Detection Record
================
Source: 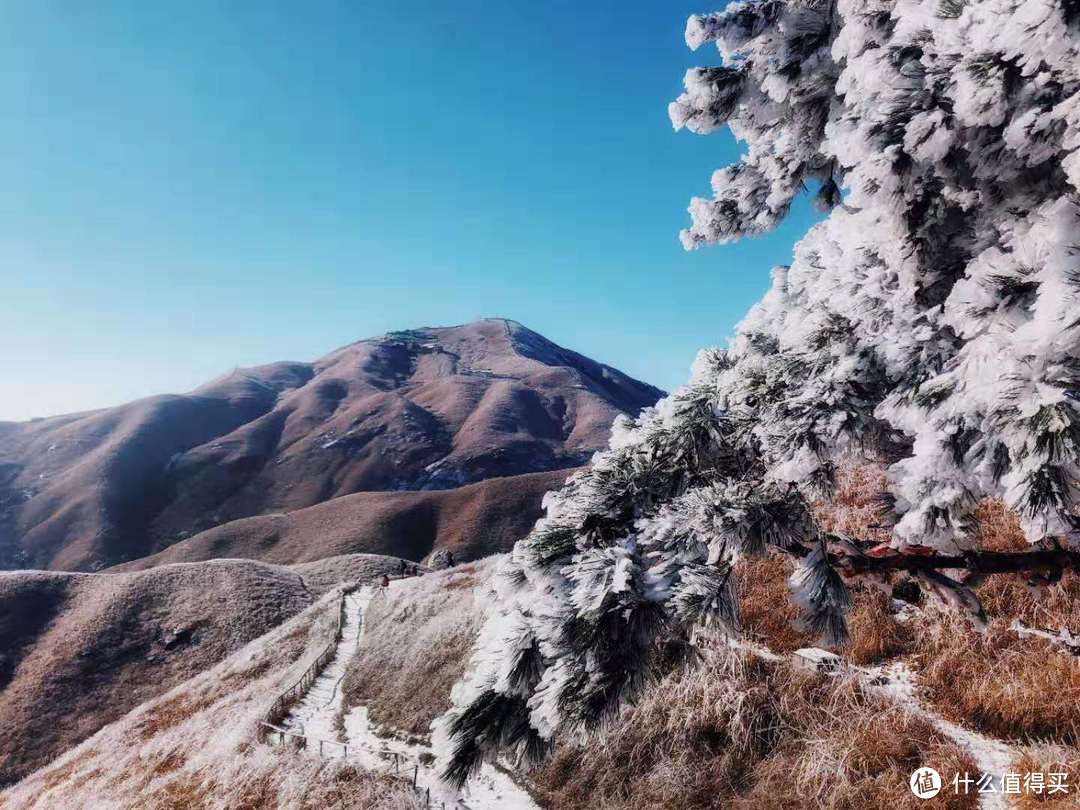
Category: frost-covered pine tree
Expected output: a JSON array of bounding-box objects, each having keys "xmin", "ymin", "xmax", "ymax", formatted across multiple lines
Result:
[{"xmin": 436, "ymin": 0, "xmax": 1080, "ymax": 784}]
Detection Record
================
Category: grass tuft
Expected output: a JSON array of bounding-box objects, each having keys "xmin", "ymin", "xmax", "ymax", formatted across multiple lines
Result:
[
  {"xmin": 338, "ymin": 562, "xmax": 492, "ymax": 737},
  {"xmin": 915, "ymin": 618, "xmax": 1080, "ymax": 745},
  {"xmin": 1007, "ymin": 744, "xmax": 1080, "ymax": 809},
  {"xmin": 532, "ymin": 642, "xmax": 978, "ymax": 810}
]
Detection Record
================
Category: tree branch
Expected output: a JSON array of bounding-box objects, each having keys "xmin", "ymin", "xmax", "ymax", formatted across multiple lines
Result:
[
  {"xmin": 782, "ymin": 537, "xmax": 1080, "ymax": 577},
  {"xmin": 836, "ymin": 546, "xmax": 1080, "ymax": 577}
]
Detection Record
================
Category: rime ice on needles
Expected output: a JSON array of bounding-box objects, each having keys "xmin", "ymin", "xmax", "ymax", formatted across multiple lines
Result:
[{"xmin": 436, "ymin": 0, "xmax": 1080, "ymax": 784}]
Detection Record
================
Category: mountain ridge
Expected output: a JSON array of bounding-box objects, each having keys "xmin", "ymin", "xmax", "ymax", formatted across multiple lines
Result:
[{"xmin": 0, "ymin": 319, "xmax": 662, "ymax": 571}]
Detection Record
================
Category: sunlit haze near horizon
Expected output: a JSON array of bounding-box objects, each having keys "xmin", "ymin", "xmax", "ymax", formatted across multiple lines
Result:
[{"xmin": 1, "ymin": 1, "xmax": 821, "ymax": 422}]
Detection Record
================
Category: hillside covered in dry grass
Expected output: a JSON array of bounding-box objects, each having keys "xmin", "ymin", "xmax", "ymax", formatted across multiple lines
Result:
[
  {"xmin": 111, "ymin": 469, "xmax": 571, "ymax": 572},
  {"xmin": 0, "ymin": 553, "xmax": 404, "ymax": 787},
  {"xmin": 0, "ymin": 586, "xmax": 421, "ymax": 810},
  {"xmin": 337, "ymin": 559, "xmax": 495, "ymax": 739}
]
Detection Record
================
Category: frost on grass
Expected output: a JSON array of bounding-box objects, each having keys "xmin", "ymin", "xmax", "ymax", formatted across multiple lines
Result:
[
  {"xmin": 437, "ymin": 0, "xmax": 1080, "ymax": 780},
  {"xmin": 0, "ymin": 560, "xmax": 319, "ymax": 787},
  {"xmin": 532, "ymin": 642, "xmax": 978, "ymax": 810},
  {"xmin": 1, "ymin": 587, "xmax": 419, "ymax": 810},
  {"xmin": 1009, "ymin": 744, "xmax": 1080, "ymax": 810},
  {"xmin": 338, "ymin": 560, "xmax": 495, "ymax": 738}
]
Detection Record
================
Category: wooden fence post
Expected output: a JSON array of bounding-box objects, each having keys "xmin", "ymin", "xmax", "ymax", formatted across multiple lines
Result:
[{"xmin": 257, "ymin": 589, "xmax": 363, "ymax": 756}]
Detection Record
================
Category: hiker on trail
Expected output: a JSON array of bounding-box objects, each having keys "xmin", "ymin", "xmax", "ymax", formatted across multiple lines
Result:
[
  {"xmin": 446, "ymin": 550, "xmax": 455, "ymax": 568},
  {"xmin": 399, "ymin": 559, "xmax": 407, "ymax": 577},
  {"xmin": 380, "ymin": 573, "xmax": 390, "ymax": 589}
]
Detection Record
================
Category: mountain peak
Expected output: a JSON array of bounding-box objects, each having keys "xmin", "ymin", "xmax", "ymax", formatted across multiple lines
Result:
[{"xmin": 0, "ymin": 322, "xmax": 663, "ymax": 572}]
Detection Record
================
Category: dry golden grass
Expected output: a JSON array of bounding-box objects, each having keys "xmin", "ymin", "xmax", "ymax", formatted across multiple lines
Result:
[
  {"xmin": 976, "ymin": 572, "xmax": 1080, "ymax": 634},
  {"xmin": 811, "ymin": 461, "xmax": 892, "ymax": 545},
  {"xmin": 440, "ymin": 562, "xmax": 481, "ymax": 590},
  {"xmin": 139, "ymin": 770, "xmax": 213, "ymax": 810},
  {"xmin": 0, "ymin": 560, "xmax": 316, "ymax": 787},
  {"xmin": 968, "ymin": 500, "xmax": 1080, "ymax": 632},
  {"xmin": 736, "ymin": 554, "xmax": 813, "ymax": 654},
  {"xmin": 976, "ymin": 565, "xmax": 1080, "ymax": 647},
  {"xmin": 815, "ymin": 471, "xmax": 1080, "ymax": 632},
  {"xmin": 131, "ymin": 754, "xmax": 422, "ymax": 810},
  {"xmin": 846, "ymin": 588, "xmax": 917, "ymax": 665},
  {"xmin": 146, "ymin": 748, "xmax": 186, "ymax": 780},
  {"xmin": 295, "ymin": 763, "xmax": 417, "ymax": 810},
  {"xmin": 131, "ymin": 692, "xmax": 218, "ymax": 742},
  {"xmin": 1, "ymin": 588, "xmax": 422, "ymax": 810},
  {"xmin": 893, "ymin": 500, "xmax": 1080, "ymax": 745},
  {"xmin": 532, "ymin": 642, "xmax": 978, "ymax": 810},
  {"xmin": 736, "ymin": 552, "xmax": 914, "ymax": 664},
  {"xmin": 915, "ymin": 619, "xmax": 1080, "ymax": 745},
  {"xmin": 36, "ymin": 748, "xmax": 97, "ymax": 793},
  {"xmin": 808, "ymin": 461, "xmax": 916, "ymax": 660},
  {"xmin": 742, "ymin": 462, "xmax": 1080, "ymax": 751},
  {"xmin": 737, "ymin": 459, "xmax": 907, "ymax": 663},
  {"xmin": 1007, "ymin": 744, "xmax": 1080, "ymax": 809},
  {"xmin": 338, "ymin": 564, "xmax": 489, "ymax": 737},
  {"xmin": 223, "ymin": 770, "xmax": 279, "ymax": 810},
  {"xmin": 972, "ymin": 498, "xmax": 1030, "ymax": 553}
]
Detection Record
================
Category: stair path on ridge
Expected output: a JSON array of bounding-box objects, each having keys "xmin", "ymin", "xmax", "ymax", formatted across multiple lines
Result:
[{"xmin": 276, "ymin": 581, "xmax": 538, "ymax": 810}]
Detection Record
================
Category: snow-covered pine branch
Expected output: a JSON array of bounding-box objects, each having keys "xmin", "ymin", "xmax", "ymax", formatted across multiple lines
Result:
[{"xmin": 436, "ymin": 0, "xmax": 1080, "ymax": 784}]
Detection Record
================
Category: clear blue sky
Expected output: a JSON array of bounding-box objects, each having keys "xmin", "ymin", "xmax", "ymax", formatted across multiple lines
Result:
[{"xmin": 0, "ymin": 0, "xmax": 819, "ymax": 422}]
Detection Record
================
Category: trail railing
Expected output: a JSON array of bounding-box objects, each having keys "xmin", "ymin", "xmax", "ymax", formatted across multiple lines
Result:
[
  {"xmin": 256, "ymin": 573, "xmax": 461, "ymax": 808},
  {"xmin": 259, "ymin": 719, "xmax": 460, "ymax": 810},
  {"xmin": 256, "ymin": 585, "xmax": 352, "ymax": 743}
]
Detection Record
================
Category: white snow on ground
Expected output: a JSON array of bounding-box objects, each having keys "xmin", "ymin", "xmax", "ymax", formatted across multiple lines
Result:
[
  {"xmin": 344, "ymin": 704, "xmax": 537, "ymax": 810},
  {"xmin": 281, "ymin": 588, "xmax": 370, "ymax": 743},
  {"xmin": 870, "ymin": 661, "xmax": 1015, "ymax": 810},
  {"xmin": 276, "ymin": 581, "xmax": 539, "ymax": 810}
]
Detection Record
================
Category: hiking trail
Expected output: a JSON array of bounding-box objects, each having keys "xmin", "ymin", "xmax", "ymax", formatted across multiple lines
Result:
[{"xmin": 272, "ymin": 581, "xmax": 538, "ymax": 810}]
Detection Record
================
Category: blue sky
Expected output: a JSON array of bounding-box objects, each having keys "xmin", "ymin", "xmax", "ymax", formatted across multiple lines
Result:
[{"xmin": 0, "ymin": 1, "xmax": 820, "ymax": 422}]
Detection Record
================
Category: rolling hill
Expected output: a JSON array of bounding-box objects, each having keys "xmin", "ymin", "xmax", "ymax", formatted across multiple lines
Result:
[
  {"xmin": 0, "ymin": 553, "xmax": 406, "ymax": 786},
  {"xmin": 112, "ymin": 468, "xmax": 573, "ymax": 571}
]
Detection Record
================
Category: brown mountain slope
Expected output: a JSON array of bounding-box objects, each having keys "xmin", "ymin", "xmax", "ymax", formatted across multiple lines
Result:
[
  {"xmin": 0, "ymin": 588, "xmax": 420, "ymax": 810},
  {"xmin": 0, "ymin": 319, "xmax": 662, "ymax": 571},
  {"xmin": 0, "ymin": 553, "xmax": 404, "ymax": 787},
  {"xmin": 113, "ymin": 468, "xmax": 573, "ymax": 571}
]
